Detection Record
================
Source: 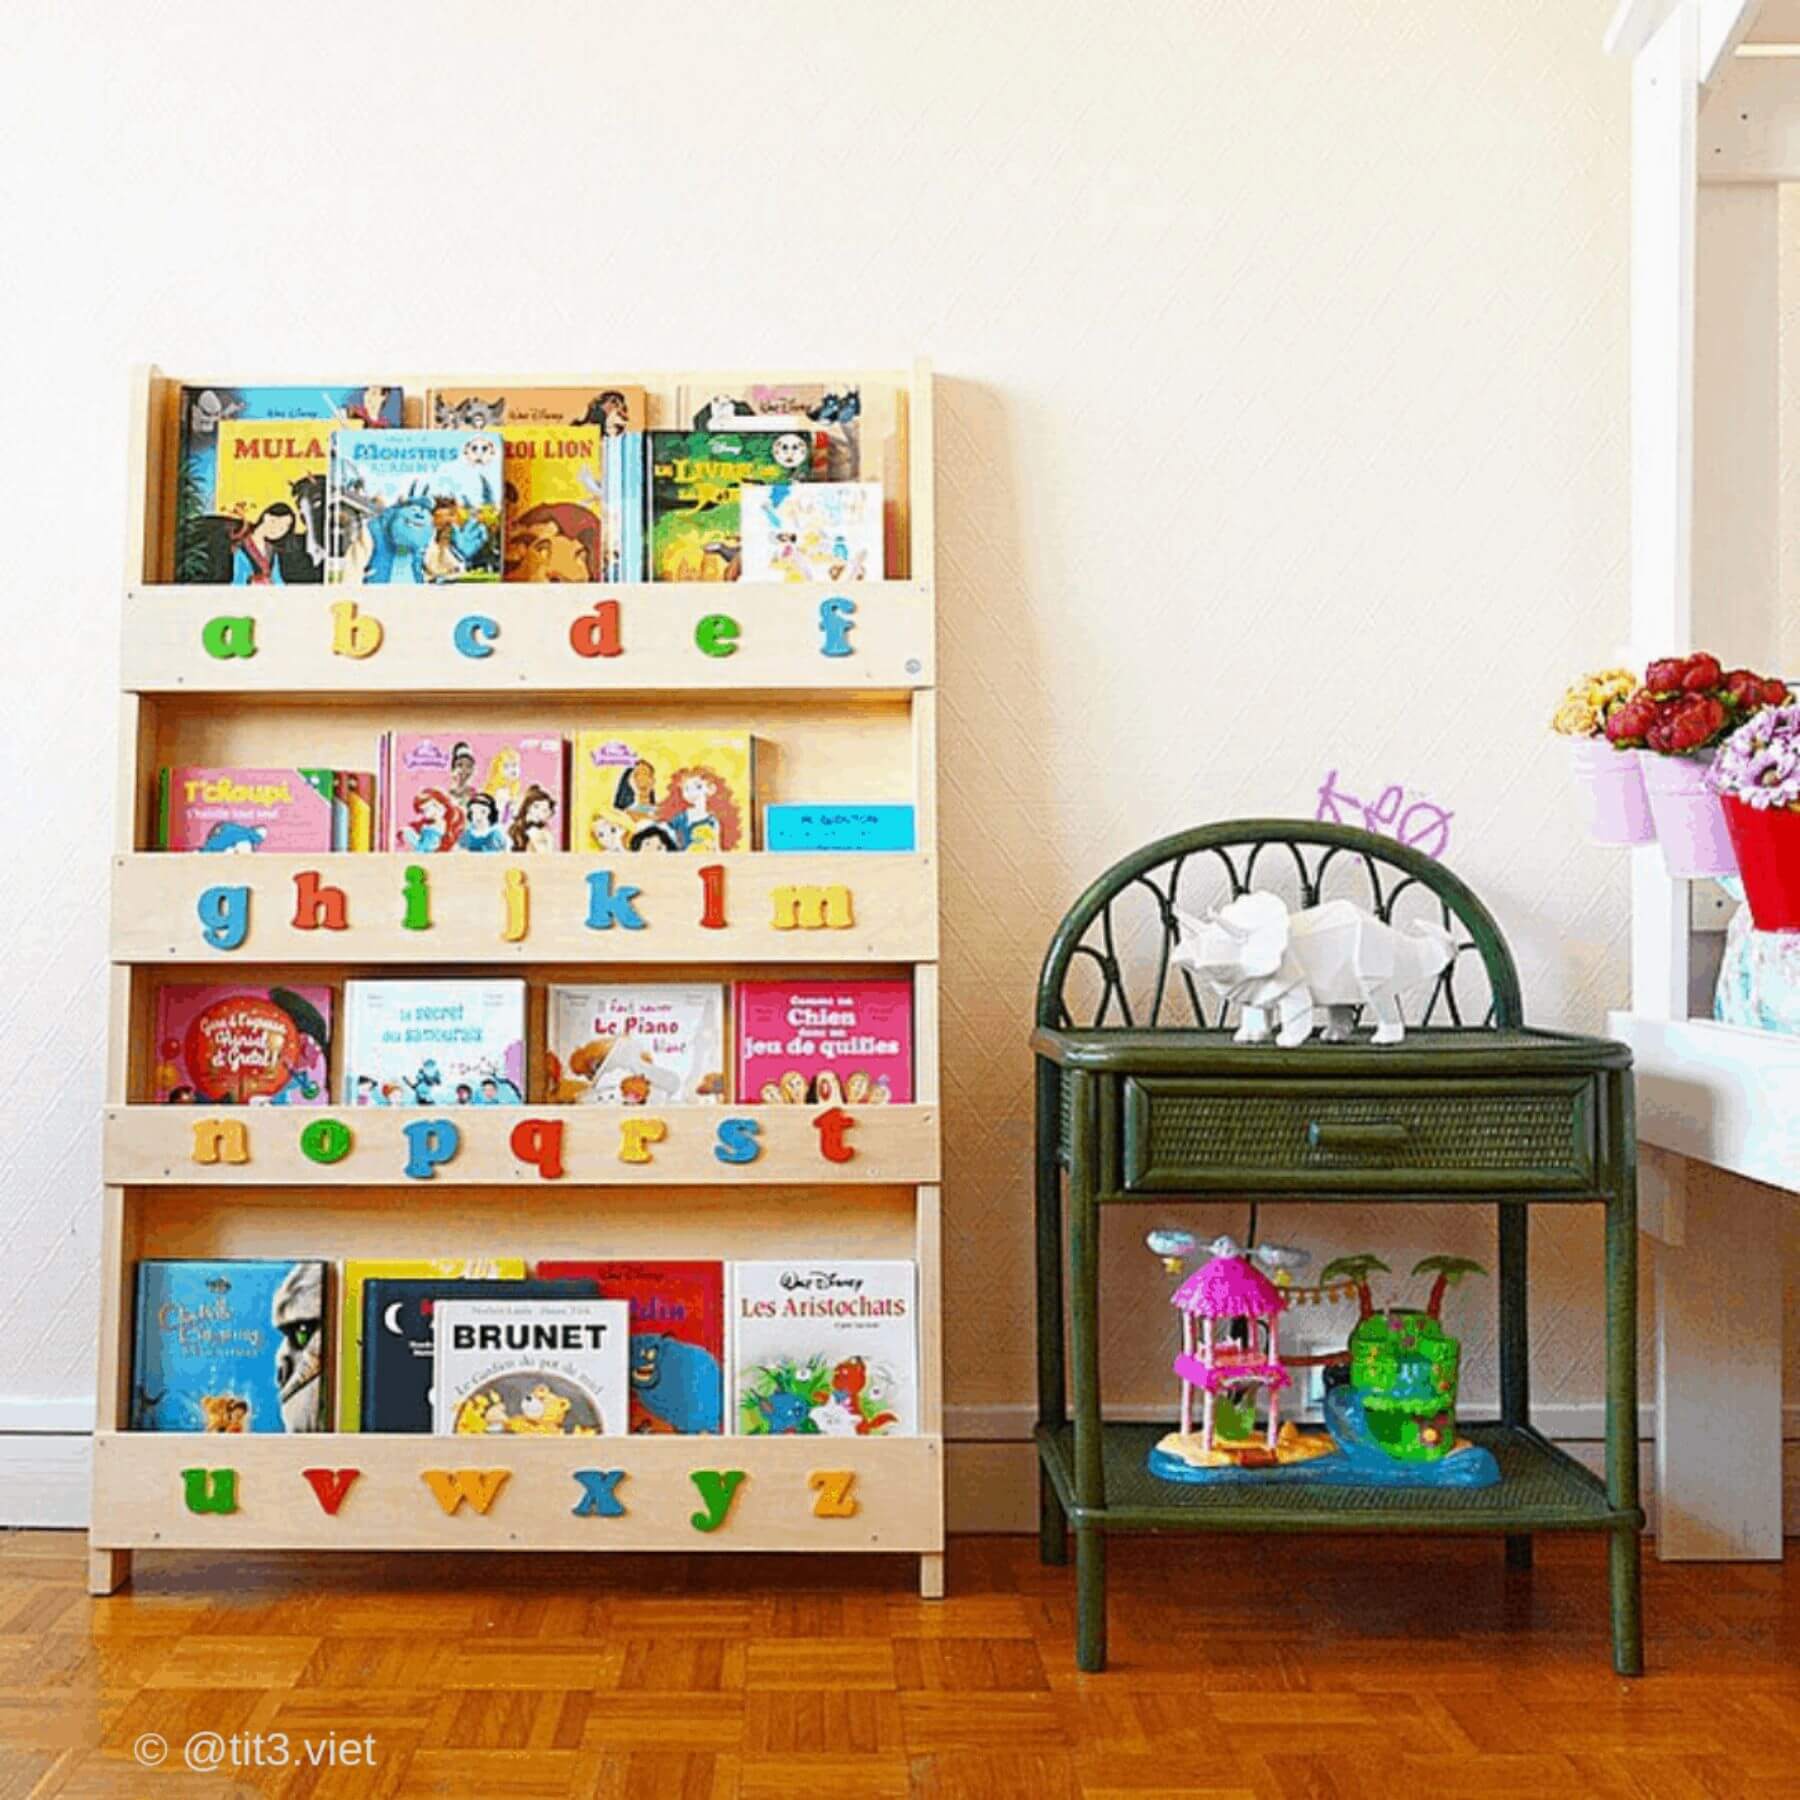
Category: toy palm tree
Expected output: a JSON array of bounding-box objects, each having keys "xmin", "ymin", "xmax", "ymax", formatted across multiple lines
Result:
[
  {"xmin": 1318, "ymin": 1253, "xmax": 1391, "ymax": 1321},
  {"xmin": 1411, "ymin": 1255, "xmax": 1487, "ymax": 1320}
]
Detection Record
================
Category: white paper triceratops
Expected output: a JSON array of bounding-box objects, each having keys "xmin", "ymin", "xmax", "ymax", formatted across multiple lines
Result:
[{"xmin": 1173, "ymin": 893, "xmax": 1458, "ymax": 1047}]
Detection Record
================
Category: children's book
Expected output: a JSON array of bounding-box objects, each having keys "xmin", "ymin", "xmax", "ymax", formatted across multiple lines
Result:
[
  {"xmin": 132, "ymin": 1259, "xmax": 330, "ymax": 1432},
  {"xmin": 734, "ymin": 978, "xmax": 913, "ymax": 1105},
  {"xmin": 381, "ymin": 731, "xmax": 565, "ymax": 853},
  {"xmin": 360, "ymin": 1275, "xmax": 596, "ymax": 1432},
  {"xmin": 764, "ymin": 803, "xmax": 916, "ymax": 853},
  {"xmin": 537, "ymin": 1261, "xmax": 725, "ymax": 1434},
  {"xmin": 601, "ymin": 432, "xmax": 647, "ymax": 581},
  {"xmin": 501, "ymin": 425, "xmax": 604, "ymax": 583},
  {"xmin": 570, "ymin": 729, "xmax": 754, "ymax": 854},
  {"xmin": 427, "ymin": 384, "xmax": 648, "ymax": 435},
  {"xmin": 209, "ymin": 418, "xmax": 360, "ymax": 585},
  {"xmin": 731, "ymin": 1260, "xmax": 916, "ymax": 1437},
  {"xmin": 648, "ymin": 430, "xmax": 816, "ymax": 582},
  {"xmin": 336, "ymin": 771, "xmax": 377, "ymax": 853},
  {"xmin": 157, "ymin": 766, "xmax": 337, "ymax": 854},
  {"xmin": 740, "ymin": 482, "xmax": 884, "ymax": 583},
  {"xmin": 152, "ymin": 984, "xmax": 332, "ymax": 1105},
  {"xmin": 545, "ymin": 984, "xmax": 727, "ymax": 1105},
  {"xmin": 432, "ymin": 1299, "xmax": 631, "ymax": 1436},
  {"xmin": 340, "ymin": 979, "xmax": 526, "ymax": 1107},
  {"xmin": 327, "ymin": 430, "xmax": 503, "ymax": 584},
  {"xmin": 172, "ymin": 383, "xmax": 402, "ymax": 582},
  {"xmin": 676, "ymin": 382, "xmax": 860, "ymax": 480},
  {"xmin": 338, "ymin": 1258, "xmax": 526, "ymax": 1431}
]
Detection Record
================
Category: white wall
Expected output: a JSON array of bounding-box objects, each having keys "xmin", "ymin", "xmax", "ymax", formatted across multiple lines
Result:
[{"xmin": 3, "ymin": 0, "xmax": 1793, "ymax": 1525}]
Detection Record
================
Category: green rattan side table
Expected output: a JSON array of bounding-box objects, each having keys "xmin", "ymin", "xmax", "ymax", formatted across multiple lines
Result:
[{"xmin": 1032, "ymin": 820, "xmax": 1643, "ymax": 1674}]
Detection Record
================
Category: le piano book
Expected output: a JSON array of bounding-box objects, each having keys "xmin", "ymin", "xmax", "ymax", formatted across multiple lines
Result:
[
  {"xmin": 545, "ymin": 983, "xmax": 727, "ymax": 1106},
  {"xmin": 432, "ymin": 1298, "xmax": 632, "ymax": 1437},
  {"xmin": 341, "ymin": 979, "xmax": 525, "ymax": 1107}
]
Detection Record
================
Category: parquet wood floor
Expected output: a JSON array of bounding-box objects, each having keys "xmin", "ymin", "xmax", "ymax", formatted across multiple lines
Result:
[{"xmin": 0, "ymin": 1530, "xmax": 1794, "ymax": 1797}]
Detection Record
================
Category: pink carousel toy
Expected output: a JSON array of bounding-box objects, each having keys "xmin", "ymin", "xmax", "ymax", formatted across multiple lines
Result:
[{"xmin": 1173, "ymin": 1249, "xmax": 1291, "ymax": 1456}]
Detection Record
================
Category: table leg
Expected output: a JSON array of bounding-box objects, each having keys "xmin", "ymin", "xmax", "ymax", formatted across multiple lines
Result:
[
  {"xmin": 1066, "ymin": 1072, "xmax": 1107, "ymax": 1669},
  {"xmin": 1498, "ymin": 1203, "xmax": 1532, "ymax": 1573},
  {"xmin": 1607, "ymin": 1098, "xmax": 1645, "ymax": 1676},
  {"xmin": 1076, "ymin": 1527, "xmax": 1107, "ymax": 1673},
  {"xmin": 1035, "ymin": 1057, "xmax": 1069, "ymax": 1567}
]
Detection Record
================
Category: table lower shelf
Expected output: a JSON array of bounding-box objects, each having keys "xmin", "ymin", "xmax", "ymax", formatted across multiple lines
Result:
[{"xmin": 1037, "ymin": 1421, "xmax": 1638, "ymax": 1533}]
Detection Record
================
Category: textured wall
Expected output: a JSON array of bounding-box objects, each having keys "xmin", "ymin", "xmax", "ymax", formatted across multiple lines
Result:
[{"xmin": 3, "ymin": 0, "xmax": 1792, "ymax": 1459}]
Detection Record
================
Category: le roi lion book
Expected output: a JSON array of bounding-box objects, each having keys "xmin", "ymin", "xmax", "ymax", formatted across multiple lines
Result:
[
  {"xmin": 327, "ymin": 429, "xmax": 504, "ymax": 584},
  {"xmin": 132, "ymin": 1259, "xmax": 330, "ymax": 1433},
  {"xmin": 648, "ymin": 429, "xmax": 816, "ymax": 581},
  {"xmin": 731, "ymin": 1260, "xmax": 917, "ymax": 1438},
  {"xmin": 171, "ymin": 383, "xmax": 403, "ymax": 583},
  {"xmin": 570, "ymin": 729, "xmax": 754, "ymax": 854},
  {"xmin": 734, "ymin": 978, "xmax": 913, "ymax": 1105},
  {"xmin": 432, "ymin": 1298, "xmax": 631, "ymax": 1437},
  {"xmin": 501, "ymin": 426, "xmax": 603, "ymax": 582},
  {"xmin": 152, "ymin": 983, "xmax": 332, "ymax": 1106},
  {"xmin": 340, "ymin": 978, "xmax": 526, "ymax": 1107},
  {"xmin": 545, "ymin": 983, "xmax": 727, "ymax": 1105}
]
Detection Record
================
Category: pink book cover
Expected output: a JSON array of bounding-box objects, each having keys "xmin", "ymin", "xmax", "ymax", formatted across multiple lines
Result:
[
  {"xmin": 384, "ymin": 731, "xmax": 566, "ymax": 853},
  {"xmin": 733, "ymin": 979, "xmax": 913, "ymax": 1105},
  {"xmin": 153, "ymin": 983, "xmax": 333, "ymax": 1105},
  {"xmin": 158, "ymin": 767, "xmax": 335, "ymax": 853}
]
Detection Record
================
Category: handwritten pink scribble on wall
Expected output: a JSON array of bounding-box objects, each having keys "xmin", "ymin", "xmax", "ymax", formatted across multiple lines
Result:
[{"xmin": 1316, "ymin": 770, "xmax": 1452, "ymax": 860}]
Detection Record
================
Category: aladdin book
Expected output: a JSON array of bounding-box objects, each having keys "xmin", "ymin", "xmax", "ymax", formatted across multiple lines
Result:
[
  {"xmin": 545, "ymin": 984, "xmax": 727, "ymax": 1105},
  {"xmin": 340, "ymin": 979, "xmax": 526, "ymax": 1107},
  {"xmin": 537, "ymin": 1261, "xmax": 725, "ymax": 1434},
  {"xmin": 327, "ymin": 429, "xmax": 504, "ymax": 584},
  {"xmin": 648, "ymin": 429, "xmax": 816, "ymax": 581},
  {"xmin": 152, "ymin": 983, "xmax": 332, "ymax": 1105},
  {"xmin": 731, "ymin": 1260, "xmax": 916, "ymax": 1437},
  {"xmin": 427, "ymin": 384, "xmax": 647, "ymax": 434},
  {"xmin": 734, "ymin": 978, "xmax": 913, "ymax": 1105},
  {"xmin": 502, "ymin": 425, "xmax": 604, "ymax": 582},
  {"xmin": 570, "ymin": 728, "xmax": 754, "ymax": 854},
  {"xmin": 132, "ymin": 1259, "xmax": 330, "ymax": 1433},
  {"xmin": 381, "ymin": 731, "xmax": 565, "ymax": 853},
  {"xmin": 432, "ymin": 1299, "xmax": 631, "ymax": 1436},
  {"xmin": 740, "ymin": 481, "xmax": 884, "ymax": 582}
]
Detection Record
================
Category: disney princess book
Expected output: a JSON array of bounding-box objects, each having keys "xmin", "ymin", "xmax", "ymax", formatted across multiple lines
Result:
[
  {"xmin": 545, "ymin": 984, "xmax": 726, "ymax": 1105},
  {"xmin": 152, "ymin": 983, "xmax": 332, "ymax": 1105},
  {"xmin": 731, "ymin": 1260, "xmax": 917, "ymax": 1437},
  {"xmin": 734, "ymin": 978, "xmax": 913, "ymax": 1105},
  {"xmin": 339, "ymin": 979, "xmax": 525, "ymax": 1107},
  {"xmin": 570, "ymin": 729, "xmax": 755, "ymax": 854},
  {"xmin": 380, "ymin": 731, "xmax": 566, "ymax": 853},
  {"xmin": 431, "ymin": 1299, "xmax": 631, "ymax": 1437}
]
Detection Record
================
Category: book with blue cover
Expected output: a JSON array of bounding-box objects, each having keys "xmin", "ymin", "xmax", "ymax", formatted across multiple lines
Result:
[
  {"xmin": 131, "ymin": 1259, "xmax": 330, "ymax": 1433},
  {"xmin": 360, "ymin": 1276, "xmax": 599, "ymax": 1432},
  {"xmin": 764, "ymin": 804, "xmax": 916, "ymax": 853},
  {"xmin": 327, "ymin": 429, "xmax": 504, "ymax": 584}
]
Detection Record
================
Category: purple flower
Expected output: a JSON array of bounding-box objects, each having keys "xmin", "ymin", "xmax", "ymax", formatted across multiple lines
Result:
[{"xmin": 1713, "ymin": 703, "xmax": 1800, "ymax": 808}]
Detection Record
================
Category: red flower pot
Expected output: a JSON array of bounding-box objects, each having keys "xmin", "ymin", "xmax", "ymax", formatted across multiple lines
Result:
[{"xmin": 1722, "ymin": 797, "xmax": 1800, "ymax": 930}]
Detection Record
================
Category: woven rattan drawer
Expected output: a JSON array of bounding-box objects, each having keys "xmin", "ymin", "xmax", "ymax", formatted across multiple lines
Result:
[{"xmin": 1119, "ymin": 1076, "xmax": 1598, "ymax": 1194}]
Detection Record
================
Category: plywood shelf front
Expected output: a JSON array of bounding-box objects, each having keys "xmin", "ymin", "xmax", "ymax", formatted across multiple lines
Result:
[
  {"xmin": 110, "ymin": 851, "xmax": 938, "ymax": 963},
  {"xmin": 105, "ymin": 1102, "xmax": 940, "ymax": 1186},
  {"xmin": 89, "ymin": 1431, "xmax": 944, "ymax": 1553},
  {"xmin": 121, "ymin": 583, "xmax": 934, "ymax": 695}
]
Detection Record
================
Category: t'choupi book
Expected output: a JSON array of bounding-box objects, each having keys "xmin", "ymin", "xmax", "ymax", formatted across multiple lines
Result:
[
  {"xmin": 153, "ymin": 983, "xmax": 332, "ymax": 1105},
  {"xmin": 381, "ymin": 731, "xmax": 566, "ymax": 854},
  {"xmin": 432, "ymin": 1299, "xmax": 631, "ymax": 1436},
  {"xmin": 336, "ymin": 1257, "xmax": 526, "ymax": 1431},
  {"xmin": 157, "ymin": 766, "xmax": 337, "ymax": 853},
  {"xmin": 545, "ymin": 984, "xmax": 727, "ymax": 1104},
  {"xmin": 327, "ymin": 430, "xmax": 504, "ymax": 584},
  {"xmin": 538, "ymin": 1261, "xmax": 725, "ymax": 1434},
  {"xmin": 172, "ymin": 383, "xmax": 402, "ymax": 582},
  {"xmin": 502, "ymin": 426, "xmax": 603, "ymax": 582},
  {"xmin": 732, "ymin": 1260, "xmax": 917, "ymax": 1437},
  {"xmin": 734, "ymin": 978, "xmax": 913, "ymax": 1105},
  {"xmin": 571, "ymin": 729, "xmax": 754, "ymax": 854},
  {"xmin": 132, "ymin": 1259, "xmax": 330, "ymax": 1433},
  {"xmin": 648, "ymin": 429, "xmax": 815, "ymax": 581},
  {"xmin": 340, "ymin": 979, "xmax": 526, "ymax": 1107}
]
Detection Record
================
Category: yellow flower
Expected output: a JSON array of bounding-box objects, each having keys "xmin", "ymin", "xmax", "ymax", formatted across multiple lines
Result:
[{"xmin": 1551, "ymin": 668, "xmax": 1638, "ymax": 737}]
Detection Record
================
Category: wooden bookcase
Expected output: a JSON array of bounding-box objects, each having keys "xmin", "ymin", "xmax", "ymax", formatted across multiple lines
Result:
[{"xmin": 88, "ymin": 364, "xmax": 944, "ymax": 1594}]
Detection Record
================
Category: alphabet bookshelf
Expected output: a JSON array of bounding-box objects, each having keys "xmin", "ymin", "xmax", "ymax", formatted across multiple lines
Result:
[{"xmin": 88, "ymin": 364, "xmax": 943, "ymax": 1594}]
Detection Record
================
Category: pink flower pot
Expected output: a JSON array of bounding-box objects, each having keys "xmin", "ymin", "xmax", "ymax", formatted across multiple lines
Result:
[
  {"xmin": 1639, "ymin": 749, "xmax": 1738, "ymax": 878},
  {"xmin": 1569, "ymin": 738, "xmax": 1654, "ymax": 845}
]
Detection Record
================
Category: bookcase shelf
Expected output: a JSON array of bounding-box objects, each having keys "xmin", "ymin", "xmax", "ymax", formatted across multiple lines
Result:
[{"xmin": 90, "ymin": 360, "xmax": 944, "ymax": 1600}]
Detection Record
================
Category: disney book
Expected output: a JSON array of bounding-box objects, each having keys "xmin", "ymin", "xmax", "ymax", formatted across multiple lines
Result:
[
  {"xmin": 545, "ymin": 983, "xmax": 727, "ymax": 1105},
  {"xmin": 570, "ymin": 729, "xmax": 754, "ymax": 854},
  {"xmin": 380, "ymin": 731, "xmax": 566, "ymax": 853},
  {"xmin": 338, "ymin": 1258, "xmax": 526, "ymax": 1431},
  {"xmin": 171, "ymin": 383, "xmax": 402, "ymax": 583},
  {"xmin": 501, "ymin": 426, "xmax": 603, "ymax": 583},
  {"xmin": 156, "ymin": 766, "xmax": 338, "ymax": 853},
  {"xmin": 734, "ymin": 978, "xmax": 913, "ymax": 1105},
  {"xmin": 648, "ymin": 430, "xmax": 816, "ymax": 581},
  {"xmin": 340, "ymin": 979, "xmax": 526, "ymax": 1107},
  {"xmin": 132, "ymin": 1259, "xmax": 330, "ymax": 1433},
  {"xmin": 676, "ymin": 381, "xmax": 860, "ymax": 480},
  {"xmin": 153, "ymin": 983, "xmax": 332, "ymax": 1105},
  {"xmin": 327, "ymin": 429, "xmax": 504, "ymax": 584},
  {"xmin": 740, "ymin": 482, "xmax": 884, "ymax": 583},
  {"xmin": 427, "ymin": 384, "xmax": 647, "ymax": 434},
  {"xmin": 359, "ymin": 1275, "xmax": 597, "ymax": 1433},
  {"xmin": 432, "ymin": 1298, "xmax": 631, "ymax": 1436},
  {"xmin": 537, "ymin": 1261, "xmax": 725, "ymax": 1434},
  {"xmin": 731, "ymin": 1260, "xmax": 916, "ymax": 1437}
]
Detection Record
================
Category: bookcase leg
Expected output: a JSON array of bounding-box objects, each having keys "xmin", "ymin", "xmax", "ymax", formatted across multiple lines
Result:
[
  {"xmin": 1075, "ymin": 1529, "xmax": 1106, "ymax": 1673},
  {"xmin": 1039, "ymin": 1469, "xmax": 1069, "ymax": 1566},
  {"xmin": 1505, "ymin": 1534, "xmax": 1533, "ymax": 1571},
  {"xmin": 918, "ymin": 1551, "xmax": 945, "ymax": 1600},
  {"xmin": 87, "ymin": 1547, "xmax": 130, "ymax": 1596}
]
